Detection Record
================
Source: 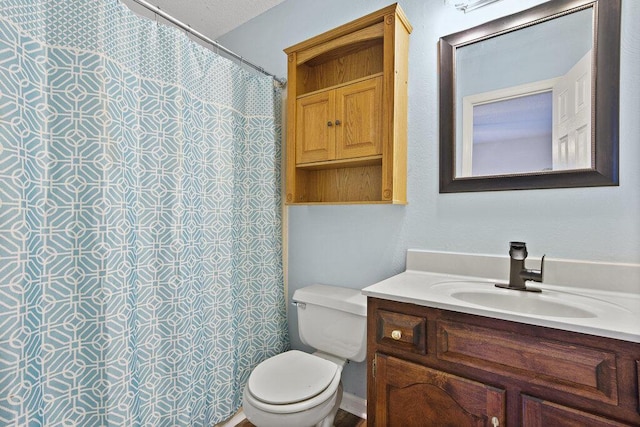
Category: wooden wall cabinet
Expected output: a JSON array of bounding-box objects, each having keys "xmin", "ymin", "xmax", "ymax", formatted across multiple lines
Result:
[
  {"xmin": 368, "ymin": 297, "xmax": 640, "ymax": 426},
  {"xmin": 284, "ymin": 4, "xmax": 411, "ymax": 204}
]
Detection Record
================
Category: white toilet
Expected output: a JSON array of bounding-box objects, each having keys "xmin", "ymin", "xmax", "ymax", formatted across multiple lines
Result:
[{"xmin": 242, "ymin": 284, "xmax": 367, "ymax": 427}]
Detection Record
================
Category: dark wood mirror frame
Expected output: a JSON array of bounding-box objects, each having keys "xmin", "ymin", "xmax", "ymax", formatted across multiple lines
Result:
[{"xmin": 439, "ymin": 0, "xmax": 620, "ymax": 193}]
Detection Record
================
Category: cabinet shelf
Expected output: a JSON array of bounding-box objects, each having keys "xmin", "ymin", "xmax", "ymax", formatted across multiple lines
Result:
[
  {"xmin": 296, "ymin": 155, "xmax": 382, "ymax": 170},
  {"xmin": 284, "ymin": 3, "xmax": 411, "ymax": 204}
]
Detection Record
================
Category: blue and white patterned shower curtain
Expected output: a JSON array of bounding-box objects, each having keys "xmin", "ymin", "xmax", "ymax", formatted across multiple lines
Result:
[{"xmin": 0, "ymin": 0, "xmax": 288, "ymax": 425}]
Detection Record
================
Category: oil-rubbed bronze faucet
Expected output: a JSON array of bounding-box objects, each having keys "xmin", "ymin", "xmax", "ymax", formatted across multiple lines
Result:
[{"xmin": 495, "ymin": 241, "xmax": 544, "ymax": 292}]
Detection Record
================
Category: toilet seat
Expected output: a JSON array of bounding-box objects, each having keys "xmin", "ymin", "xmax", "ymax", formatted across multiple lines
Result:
[
  {"xmin": 249, "ymin": 350, "xmax": 339, "ymax": 405},
  {"xmin": 245, "ymin": 350, "xmax": 342, "ymax": 414}
]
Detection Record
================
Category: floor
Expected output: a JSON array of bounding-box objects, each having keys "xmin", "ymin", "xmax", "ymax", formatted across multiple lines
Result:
[{"xmin": 236, "ymin": 409, "xmax": 366, "ymax": 427}]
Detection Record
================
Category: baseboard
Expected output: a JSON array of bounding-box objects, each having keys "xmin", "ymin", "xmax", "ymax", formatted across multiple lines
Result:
[
  {"xmin": 216, "ymin": 408, "xmax": 246, "ymax": 426},
  {"xmin": 340, "ymin": 391, "xmax": 367, "ymax": 419}
]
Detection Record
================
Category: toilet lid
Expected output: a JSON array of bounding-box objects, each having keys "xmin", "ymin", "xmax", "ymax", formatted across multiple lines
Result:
[{"xmin": 248, "ymin": 350, "xmax": 339, "ymax": 405}]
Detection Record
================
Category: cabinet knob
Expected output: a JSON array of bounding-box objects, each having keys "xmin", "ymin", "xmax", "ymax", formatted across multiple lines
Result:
[
  {"xmin": 391, "ymin": 330, "xmax": 402, "ymax": 340},
  {"xmin": 335, "ymin": 119, "xmax": 341, "ymax": 126},
  {"xmin": 327, "ymin": 121, "xmax": 333, "ymax": 127}
]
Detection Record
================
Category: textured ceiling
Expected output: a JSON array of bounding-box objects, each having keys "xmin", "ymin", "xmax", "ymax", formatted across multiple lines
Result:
[{"xmin": 122, "ymin": 0, "xmax": 286, "ymax": 40}]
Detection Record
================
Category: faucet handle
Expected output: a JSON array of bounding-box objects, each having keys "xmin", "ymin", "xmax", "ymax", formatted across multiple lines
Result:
[{"xmin": 520, "ymin": 254, "xmax": 545, "ymax": 283}]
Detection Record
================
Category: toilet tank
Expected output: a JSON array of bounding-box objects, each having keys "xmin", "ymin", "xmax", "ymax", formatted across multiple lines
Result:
[{"xmin": 292, "ymin": 284, "xmax": 367, "ymax": 362}]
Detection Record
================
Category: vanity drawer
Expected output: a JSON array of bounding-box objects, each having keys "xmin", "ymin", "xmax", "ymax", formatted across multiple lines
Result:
[
  {"xmin": 375, "ymin": 309, "xmax": 426, "ymax": 354},
  {"xmin": 436, "ymin": 320, "xmax": 618, "ymax": 404}
]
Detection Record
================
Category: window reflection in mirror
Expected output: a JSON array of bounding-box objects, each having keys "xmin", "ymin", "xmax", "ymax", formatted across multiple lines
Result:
[
  {"xmin": 454, "ymin": 7, "xmax": 593, "ymax": 178},
  {"xmin": 466, "ymin": 90, "xmax": 553, "ymax": 177}
]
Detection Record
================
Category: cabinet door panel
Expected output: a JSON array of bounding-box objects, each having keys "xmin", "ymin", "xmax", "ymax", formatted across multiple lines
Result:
[
  {"xmin": 335, "ymin": 76, "xmax": 383, "ymax": 159},
  {"xmin": 375, "ymin": 354, "xmax": 505, "ymax": 427},
  {"xmin": 522, "ymin": 395, "xmax": 631, "ymax": 426},
  {"xmin": 296, "ymin": 91, "xmax": 335, "ymax": 164}
]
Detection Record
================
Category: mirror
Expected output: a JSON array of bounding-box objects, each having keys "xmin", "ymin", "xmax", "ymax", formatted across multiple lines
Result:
[{"xmin": 439, "ymin": 0, "xmax": 620, "ymax": 193}]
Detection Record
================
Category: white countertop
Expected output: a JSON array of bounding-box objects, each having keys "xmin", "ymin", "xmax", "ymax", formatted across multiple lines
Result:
[{"xmin": 362, "ymin": 269, "xmax": 640, "ymax": 343}]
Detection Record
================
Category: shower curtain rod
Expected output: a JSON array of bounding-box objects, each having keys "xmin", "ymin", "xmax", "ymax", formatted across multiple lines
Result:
[{"xmin": 131, "ymin": 0, "xmax": 286, "ymax": 86}]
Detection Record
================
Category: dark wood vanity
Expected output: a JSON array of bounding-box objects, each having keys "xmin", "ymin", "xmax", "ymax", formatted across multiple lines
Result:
[{"xmin": 367, "ymin": 297, "xmax": 640, "ymax": 426}]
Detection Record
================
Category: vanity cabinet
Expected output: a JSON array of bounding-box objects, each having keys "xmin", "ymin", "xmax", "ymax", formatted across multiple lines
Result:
[
  {"xmin": 284, "ymin": 4, "xmax": 411, "ymax": 204},
  {"xmin": 367, "ymin": 297, "xmax": 640, "ymax": 426}
]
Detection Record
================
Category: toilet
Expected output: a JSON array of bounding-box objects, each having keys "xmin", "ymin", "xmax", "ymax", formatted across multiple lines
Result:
[{"xmin": 242, "ymin": 284, "xmax": 367, "ymax": 427}]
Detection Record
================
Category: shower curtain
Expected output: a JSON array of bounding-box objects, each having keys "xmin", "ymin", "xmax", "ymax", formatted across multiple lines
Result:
[{"xmin": 0, "ymin": 0, "xmax": 288, "ymax": 425}]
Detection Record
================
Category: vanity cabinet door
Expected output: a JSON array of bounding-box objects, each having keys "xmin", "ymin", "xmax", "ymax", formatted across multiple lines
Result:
[
  {"xmin": 522, "ymin": 395, "xmax": 632, "ymax": 426},
  {"xmin": 374, "ymin": 353, "xmax": 505, "ymax": 427}
]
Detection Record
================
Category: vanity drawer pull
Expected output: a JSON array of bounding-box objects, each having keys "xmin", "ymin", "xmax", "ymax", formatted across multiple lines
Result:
[{"xmin": 376, "ymin": 309, "xmax": 427, "ymax": 354}]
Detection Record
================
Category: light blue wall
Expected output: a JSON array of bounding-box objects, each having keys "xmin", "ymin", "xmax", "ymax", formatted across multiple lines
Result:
[{"xmin": 220, "ymin": 0, "xmax": 640, "ymax": 399}]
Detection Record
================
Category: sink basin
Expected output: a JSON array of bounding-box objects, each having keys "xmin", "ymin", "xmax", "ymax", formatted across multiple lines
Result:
[
  {"xmin": 429, "ymin": 281, "xmax": 629, "ymax": 319},
  {"xmin": 450, "ymin": 290, "xmax": 597, "ymax": 318}
]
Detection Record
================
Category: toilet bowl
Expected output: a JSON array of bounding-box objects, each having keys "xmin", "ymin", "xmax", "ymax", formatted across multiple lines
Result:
[
  {"xmin": 243, "ymin": 351, "xmax": 344, "ymax": 427},
  {"xmin": 242, "ymin": 285, "xmax": 367, "ymax": 427}
]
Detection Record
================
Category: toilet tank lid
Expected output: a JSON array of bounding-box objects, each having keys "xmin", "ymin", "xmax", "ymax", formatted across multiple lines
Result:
[{"xmin": 293, "ymin": 284, "xmax": 367, "ymax": 316}]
